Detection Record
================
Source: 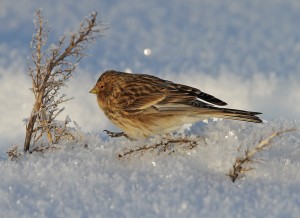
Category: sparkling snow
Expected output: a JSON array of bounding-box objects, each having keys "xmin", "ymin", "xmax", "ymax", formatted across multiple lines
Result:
[{"xmin": 1, "ymin": 0, "xmax": 300, "ymax": 217}]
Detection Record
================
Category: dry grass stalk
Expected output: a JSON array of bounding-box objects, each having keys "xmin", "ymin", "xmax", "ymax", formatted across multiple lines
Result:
[
  {"xmin": 31, "ymin": 145, "xmax": 62, "ymax": 154},
  {"xmin": 228, "ymin": 128, "xmax": 297, "ymax": 182},
  {"xmin": 23, "ymin": 10, "xmax": 106, "ymax": 152},
  {"xmin": 29, "ymin": 120, "xmax": 86, "ymax": 154},
  {"xmin": 117, "ymin": 136, "xmax": 202, "ymax": 159},
  {"xmin": 7, "ymin": 145, "xmax": 22, "ymax": 161}
]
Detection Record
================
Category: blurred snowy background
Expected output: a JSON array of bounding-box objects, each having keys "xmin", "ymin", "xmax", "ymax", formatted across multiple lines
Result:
[{"xmin": 1, "ymin": 0, "xmax": 300, "ymax": 217}]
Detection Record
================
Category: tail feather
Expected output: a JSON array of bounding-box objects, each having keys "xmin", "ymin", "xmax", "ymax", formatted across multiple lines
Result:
[
  {"xmin": 213, "ymin": 113, "xmax": 262, "ymax": 123},
  {"xmin": 202, "ymin": 108, "xmax": 262, "ymax": 123},
  {"xmin": 156, "ymin": 106, "xmax": 263, "ymax": 123}
]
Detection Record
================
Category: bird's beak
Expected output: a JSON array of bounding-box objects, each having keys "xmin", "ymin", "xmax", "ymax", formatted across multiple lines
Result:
[{"xmin": 89, "ymin": 87, "xmax": 97, "ymax": 94}]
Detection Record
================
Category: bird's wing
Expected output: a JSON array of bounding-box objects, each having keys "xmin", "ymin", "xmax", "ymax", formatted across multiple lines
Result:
[
  {"xmin": 123, "ymin": 94, "xmax": 166, "ymax": 111},
  {"xmin": 113, "ymin": 76, "xmax": 225, "ymax": 112},
  {"xmin": 112, "ymin": 78, "xmax": 168, "ymax": 111},
  {"xmin": 162, "ymin": 82, "xmax": 227, "ymax": 106}
]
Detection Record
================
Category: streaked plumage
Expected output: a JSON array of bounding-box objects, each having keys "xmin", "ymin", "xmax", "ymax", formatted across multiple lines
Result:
[{"xmin": 90, "ymin": 70, "xmax": 262, "ymax": 139}]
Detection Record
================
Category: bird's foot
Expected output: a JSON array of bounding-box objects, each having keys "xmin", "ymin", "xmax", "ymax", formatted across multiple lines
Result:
[{"xmin": 103, "ymin": 130, "xmax": 130, "ymax": 139}]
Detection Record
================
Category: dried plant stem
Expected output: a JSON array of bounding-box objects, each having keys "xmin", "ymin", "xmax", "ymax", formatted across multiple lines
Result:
[
  {"xmin": 31, "ymin": 145, "xmax": 62, "ymax": 154},
  {"xmin": 118, "ymin": 136, "xmax": 201, "ymax": 159},
  {"xmin": 228, "ymin": 128, "xmax": 296, "ymax": 182},
  {"xmin": 7, "ymin": 145, "xmax": 22, "ymax": 161},
  {"xmin": 23, "ymin": 10, "xmax": 106, "ymax": 152}
]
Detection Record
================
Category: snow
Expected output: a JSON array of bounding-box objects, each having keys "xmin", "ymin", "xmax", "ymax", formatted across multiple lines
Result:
[
  {"xmin": 1, "ymin": 121, "xmax": 299, "ymax": 217},
  {"xmin": 1, "ymin": 0, "xmax": 300, "ymax": 217}
]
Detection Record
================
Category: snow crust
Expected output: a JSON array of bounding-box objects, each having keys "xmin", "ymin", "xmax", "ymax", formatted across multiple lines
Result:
[
  {"xmin": 1, "ymin": 0, "xmax": 300, "ymax": 217},
  {"xmin": 1, "ymin": 120, "xmax": 300, "ymax": 217}
]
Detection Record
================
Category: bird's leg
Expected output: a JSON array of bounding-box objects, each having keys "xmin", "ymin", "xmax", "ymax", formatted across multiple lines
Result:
[{"xmin": 103, "ymin": 130, "xmax": 130, "ymax": 139}]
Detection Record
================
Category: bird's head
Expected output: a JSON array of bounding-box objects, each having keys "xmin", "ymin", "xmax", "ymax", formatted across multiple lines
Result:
[
  {"xmin": 90, "ymin": 76, "xmax": 103, "ymax": 95},
  {"xmin": 90, "ymin": 70, "xmax": 118, "ymax": 96}
]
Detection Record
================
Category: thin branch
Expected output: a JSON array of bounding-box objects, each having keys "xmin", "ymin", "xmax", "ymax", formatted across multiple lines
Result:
[
  {"xmin": 117, "ymin": 136, "xmax": 202, "ymax": 160},
  {"xmin": 23, "ymin": 10, "xmax": 106, "ymax": 152},
  {"xmin": 228, "ymin": 128, "xmax": 297, "ymax": 182},
  {"xmin": 7, "ymin": 145, "xmax": 22, "ymax": 161}
]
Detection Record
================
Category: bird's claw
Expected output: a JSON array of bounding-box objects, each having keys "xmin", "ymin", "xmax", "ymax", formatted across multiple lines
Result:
[{"xmin": 103, "ymin": 130, "xmax": 129, "ymax": 138}]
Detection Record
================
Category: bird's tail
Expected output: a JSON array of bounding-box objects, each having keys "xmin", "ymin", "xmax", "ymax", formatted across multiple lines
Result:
[
  {"xmin": 202, "ymin": 108, "xmax": 262, "ymax": 123},
  {"xmin": 155, "ymin": 105, "xmax": 263, "ymax": 123}
]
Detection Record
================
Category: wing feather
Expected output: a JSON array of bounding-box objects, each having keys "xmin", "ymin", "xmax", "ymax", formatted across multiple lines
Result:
[{"xmin": 113, "ymin": 73, "xmax": 227, "ymax": 111}]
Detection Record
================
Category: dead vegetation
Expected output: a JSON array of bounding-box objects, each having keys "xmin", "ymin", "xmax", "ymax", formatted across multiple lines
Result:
[
  {"xmin": 111, "ymin": 127, "xmax": 296, "ymax": 183},
  {"xmin": 228, "ymin": 128, "xmax": 297, "ymax": 182},
  {"xmin": 117, "ymin": 135, "xmax": 204, "ymax": 160},
  {"xmin": 23, "ymin": 10, "xmax": 106, "ymax": 152},
  {"xmin": 7, "ymin": 145, "xmax": 22, "ymax": 161}
]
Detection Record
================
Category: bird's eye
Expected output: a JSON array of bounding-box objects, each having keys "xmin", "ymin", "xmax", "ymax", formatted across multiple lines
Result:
[{"xmin": 100, "ymin": 85, "xmax": 104, "ymax": 89}]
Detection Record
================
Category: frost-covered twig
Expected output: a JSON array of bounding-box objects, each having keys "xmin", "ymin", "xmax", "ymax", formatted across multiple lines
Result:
[
  {"xmin": 23, "ymin": 10, "xmax": 107, "ymax": 152},
  {"xmin": 7, "ymin": 145, "xmax": 22, "ymax": 161},
  {"xmin": 228, "ymin": 128, "xmax": 297, "ymax": 182},
  {"xmin": 117, "ymin": 136, "xmax": 202, "ymax": 159},
  {"xmin": 31, "ymin": 144, "xmax": 62, "ymax": 154}
]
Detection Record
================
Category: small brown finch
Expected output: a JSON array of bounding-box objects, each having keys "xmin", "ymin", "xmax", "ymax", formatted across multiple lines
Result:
[{"xmin": 90, "ymin": 70, "xmax": 262, "ymax": 139}]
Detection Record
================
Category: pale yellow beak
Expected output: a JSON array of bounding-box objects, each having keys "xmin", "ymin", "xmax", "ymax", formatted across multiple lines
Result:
[{"xmin": 89, "ymin": 87, "xmax": 97, "ymax": 94}]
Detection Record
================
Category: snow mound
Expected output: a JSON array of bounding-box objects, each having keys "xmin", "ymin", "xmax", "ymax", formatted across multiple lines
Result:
[{"xmin": 1, "ymin": 119, "xmax": 299, "ymax": 217}]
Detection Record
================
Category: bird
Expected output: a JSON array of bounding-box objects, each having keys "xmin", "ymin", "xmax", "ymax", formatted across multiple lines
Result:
[{"xmin": 90, "ymin": 70, "xmax": 262, "ymax": 140}]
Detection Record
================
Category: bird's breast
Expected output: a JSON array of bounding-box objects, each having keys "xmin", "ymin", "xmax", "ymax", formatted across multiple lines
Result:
[{"xmin": 96, "ymin": 95, "xmax": 106, "ymax": 109}]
